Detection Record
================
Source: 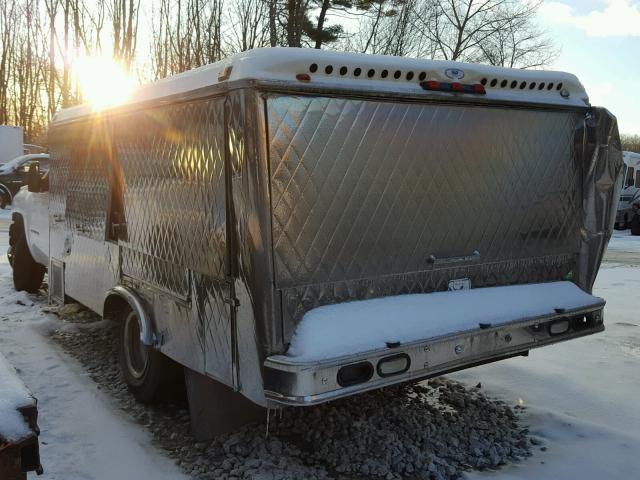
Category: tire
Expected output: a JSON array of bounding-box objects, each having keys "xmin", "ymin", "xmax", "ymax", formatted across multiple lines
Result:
[
  {"xmin": 630, "ymin": 214, "xmax": 640, "ymax": 236},
  {"xmin": 11, "ymin": 224, "xmax": 45, "ymax": 293},
  {"xmin": 118, "ymin": 308, "xmax": 180, "ymax": 403}
]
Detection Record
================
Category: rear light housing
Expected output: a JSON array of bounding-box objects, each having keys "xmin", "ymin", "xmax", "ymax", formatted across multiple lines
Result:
[
  {"xmin": 377, "ymin": 354, "xmax": 411, "ymax": 378},
  {"xmin": 549, "ymin": 319, "xmax": 570, "ymax": 335},
  {"xmin": 337, "ymin": 361, "xmax": 374, "ymax": 387},
  {"xmin": 420, "ymin": 81, "xmax": 486, "ymax": 95}
]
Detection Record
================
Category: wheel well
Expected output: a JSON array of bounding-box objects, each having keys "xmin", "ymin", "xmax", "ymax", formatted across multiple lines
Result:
[
  {"xmin": 0, "ymin": 183, "xmax": 11, "ymax": 203},
  {"xmin": 103, "ymin": 287, "xmax": 156, "ymax": 346},
  {"xmin": 103, "ymin": 294, "xmax": 129, "ymax": 321}
]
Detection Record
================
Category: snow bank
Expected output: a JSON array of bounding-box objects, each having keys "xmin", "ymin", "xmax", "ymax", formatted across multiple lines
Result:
[
  {"xmin": 287, "ymin": 281, "xmax": 601, "ymax": 361},
  {"xmin": 0, "ymin": 351, "xmax": 35, "ymax": 443}
]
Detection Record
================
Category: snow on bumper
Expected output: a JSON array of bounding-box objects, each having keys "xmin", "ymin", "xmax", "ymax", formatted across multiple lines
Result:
[{"xmin": 264, "ymin": 282, "xmax": 605, "ymax": 406}]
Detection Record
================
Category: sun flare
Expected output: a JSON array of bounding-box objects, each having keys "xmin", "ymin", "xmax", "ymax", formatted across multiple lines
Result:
[{"xmin": 72, "ymin": 55, "xmax": 136, "ymax": 110}]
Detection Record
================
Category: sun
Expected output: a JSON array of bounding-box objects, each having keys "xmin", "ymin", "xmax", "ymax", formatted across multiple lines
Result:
[{"xmin": 72, "ymin": 55, "xmax": 136, "ymax": 110}]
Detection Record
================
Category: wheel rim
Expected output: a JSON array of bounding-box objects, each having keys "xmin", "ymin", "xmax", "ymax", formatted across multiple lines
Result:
[{"xmin": 123, "ymin": 311, "xmax": 149, "ymax": 380}]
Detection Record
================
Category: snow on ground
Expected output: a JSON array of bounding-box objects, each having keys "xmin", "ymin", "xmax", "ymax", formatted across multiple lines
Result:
[
  {"xmin": 0, "ymin": 350, "xmax": 34, "ymax": 442},
  {"xmin": 287, "ymin": 282, "xmax": 600, "ymax": 361},
  {"xmin": 0, "ymin": 200, "xmax": 638, "ymax": 479},
  {"xmin": 0, "ymin": 209, "xmax": 188, "ymax": 479},
  {"xmin": 460, "ymin": 233, "xmax": 640, "ymax": 479}
]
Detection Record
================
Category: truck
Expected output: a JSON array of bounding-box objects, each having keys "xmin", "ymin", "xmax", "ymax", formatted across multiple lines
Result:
[
  {"xmin": 8, "ymin": 48, "xmax": 623, "ymax": 439},
  {"xmin": 615, "ymin": 151, "xmax": 640, "ymax": 230},
  {"xmin": 0, "ymin": 126, "xmax": 23, "ymax": 166}
]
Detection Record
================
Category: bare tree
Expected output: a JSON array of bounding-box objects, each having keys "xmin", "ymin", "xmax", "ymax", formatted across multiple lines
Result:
[
  {"xmin": 151, "ymin": 0, "xmax": 224, "ymax": 78},
  {"xmin": 110, "ymin": 0, "xmax": 140, "ymax": 69},
  {"xmin": 621, "ymin": 134, "xmax": 640, "ymax": 154},
  {"xmin": 0, "ymin": 0, "xmax": 560, "ymax": 143},
  {"xmin": 477, "ymin": 1, "xmax": 558, "ymax": 68},
  {"xmin": 347, "ymin": 0, "xmax": 555, "ymax": 69},
  {"xmin": 226, "ymin": 0, "xmax": 269, "ymax": 52}
]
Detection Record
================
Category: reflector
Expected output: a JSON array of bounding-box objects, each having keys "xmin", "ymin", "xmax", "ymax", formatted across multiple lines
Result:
[
  {"xmin": 377, "ymin": 354, "xmax": 411, "ymax": 378},
  {"xmin": 337, "ymin": 361, "xmax": 374, "ymax": 387},
  {"xmin": 549, "ymin": 319, "xmax": 570, "ymax": 335}
]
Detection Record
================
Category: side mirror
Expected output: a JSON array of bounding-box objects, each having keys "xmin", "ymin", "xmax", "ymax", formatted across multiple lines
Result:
[{"xmin": 27, "ymin": 162, "xmax": 41, "ymax": 193}]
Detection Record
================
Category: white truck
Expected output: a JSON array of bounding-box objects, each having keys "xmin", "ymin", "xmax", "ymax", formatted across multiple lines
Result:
[
  {"xmin": 8, "ymin": 48, "xmax": 623, "ymax": 439},
  {"xmin": 616, "ymin": 151, "xmax": 640, "ymax": 231},
  {"xmin": 0, "ymin": 126, "xmax": 24, "ymax": 165}
]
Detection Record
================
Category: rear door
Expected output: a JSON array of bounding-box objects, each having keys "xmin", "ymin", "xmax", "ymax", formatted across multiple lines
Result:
[{"xmin": 265, "ymin": 95, "xmax": 584, "ymax": 331}]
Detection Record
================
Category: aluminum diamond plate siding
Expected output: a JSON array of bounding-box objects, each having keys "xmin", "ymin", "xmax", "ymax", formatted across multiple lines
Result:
[
  {"xmin": 266, "ymin": 96, "xmax": 584, "ymax": 329},
  {"xmin": 48, "ymin": 120, "xmax": 120, "ymax": 312},
  {"xmin": 113, "ymin": 98, "xmax": 233, "ymax": 382}
]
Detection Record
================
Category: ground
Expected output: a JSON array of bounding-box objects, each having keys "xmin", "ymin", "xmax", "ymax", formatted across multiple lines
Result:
[{"xmin": 0, "ymin": 206, "xmax": 638, "ymax": 479}]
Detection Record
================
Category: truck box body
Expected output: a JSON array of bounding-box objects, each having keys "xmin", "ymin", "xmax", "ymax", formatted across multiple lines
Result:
[
  {"xmin": 0, "ymin": 126, "xmax": 23, "ymax": 165},
  {"xmin": 39, "ymin": 48, "xmax": 621, "ymax": 407}
]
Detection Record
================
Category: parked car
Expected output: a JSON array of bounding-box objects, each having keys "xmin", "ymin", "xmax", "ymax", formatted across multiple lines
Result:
[
  {"xmin": 9, "ymin": 48, "xmax": 623, "ymax": 439},
  {"xmin": 0, "ymin": 153, "xmax": 49, "ymax": 208},
  {"xmin": 628, "ymin": 190, "xmax": 640, "ymax": 236},
  {"xmin": 615, "ymin": 151, "xmax": 640, "ymax": 229}
]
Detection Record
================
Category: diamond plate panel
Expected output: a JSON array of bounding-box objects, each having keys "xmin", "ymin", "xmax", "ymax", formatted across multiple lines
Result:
[
  {"xmin": 193, "ymin": 273, "xmax": 232, "ymax": 382},
  {"xmin": 47, "ymin": 120, "xmax": 120, "ymax": 312},
  {"xmin": 114, "ymin": 99, "xmax": 227, "ymax": 281},
  {"xmin": 113, "ymin": 98, "xmax": 232, "ymax": 382},
  {"xmin": 47, "ymin": 125, "xmax": 71, "ymax": 230},
  {"xmin": 50, "ymin": 119, "xmax": 111, "ymax": 241},
  {"xmin": 268, "ymin": 97, "xmax": 582, "ymax": 286},
  {"xmin": 121, "ymin": 246, "xmax": 189, "ymax": 298},
  {"xmin": 266, "ymin": 96, "xmax": 584, "ymax": 328}
]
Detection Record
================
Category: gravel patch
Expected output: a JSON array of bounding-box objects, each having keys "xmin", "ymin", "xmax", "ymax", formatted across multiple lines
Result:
[{"xmin": 48, "ymin": 303, "xmax": 533, "ymax": 480}]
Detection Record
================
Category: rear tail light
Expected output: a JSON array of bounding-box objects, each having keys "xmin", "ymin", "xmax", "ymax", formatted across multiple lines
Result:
[
  {"xmin": 420, "ymin": 81, "xmax": 487, "ymax": 95},
  {"xmin": 337, "ymin": 361, "xmax": 373, "ymax": 387},
  {"xmin": 377, "ymin": 354, "xmax": 411, "ymax": 377},
  {"xmin": 473, "ymin": 84, "xmax": 486, "ymax": 94},
  {"xmin": 549, "ymin": 319, "xmax": 570, "ymax": 335}
]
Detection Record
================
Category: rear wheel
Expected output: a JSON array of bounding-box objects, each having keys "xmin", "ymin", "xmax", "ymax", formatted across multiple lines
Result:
[
  {"xmin": 615, "ymin": 213, "xmax": 629, "ymax": 230},
  {"xmin": 11, "ymin": 223, "xmax": 45, "ymax": 293},
  {"xmin": 118, "ymin": 308, "xmax": 180, "ymax": 403}
]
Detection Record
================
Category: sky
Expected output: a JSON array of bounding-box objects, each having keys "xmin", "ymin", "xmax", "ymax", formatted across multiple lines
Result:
[{"xmin": 538, "ymin": 0, "xmax": 640, "ymax": 134}]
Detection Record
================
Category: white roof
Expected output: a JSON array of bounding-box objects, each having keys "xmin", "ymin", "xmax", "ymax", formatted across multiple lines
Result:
[
  {"xmin": 623, "ymin": 151, "xmax": 640, "ymax": 166},
  {"xmin": 54, "ymin": 47, "xmax": 589, "ymax": 123}
]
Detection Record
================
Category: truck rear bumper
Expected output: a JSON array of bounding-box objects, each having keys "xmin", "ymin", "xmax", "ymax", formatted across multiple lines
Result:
[{"xmin": 263, "ymin": 303, "xmax": 604, "ymax": 406}]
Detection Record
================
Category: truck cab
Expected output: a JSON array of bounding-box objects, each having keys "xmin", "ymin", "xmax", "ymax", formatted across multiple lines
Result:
[{"xmin": 8, "ymin": 162, "xmax": 49, "ymax": 292}]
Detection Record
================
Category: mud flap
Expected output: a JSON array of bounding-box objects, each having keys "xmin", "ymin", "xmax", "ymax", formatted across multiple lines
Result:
[{"xmin": 184, "ymin": 368, "xmax": 266, "ymax": 440}]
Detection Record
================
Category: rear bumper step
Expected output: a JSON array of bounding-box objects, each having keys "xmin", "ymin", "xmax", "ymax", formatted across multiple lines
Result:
[{"xmin": 263, "ymin": 303, "xmax": 604, "ymax": 406}]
